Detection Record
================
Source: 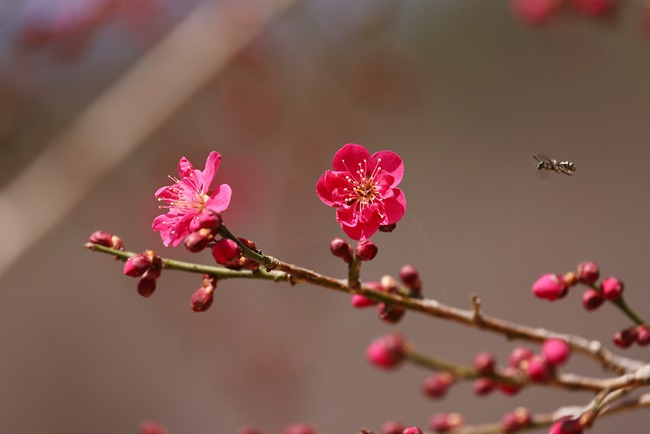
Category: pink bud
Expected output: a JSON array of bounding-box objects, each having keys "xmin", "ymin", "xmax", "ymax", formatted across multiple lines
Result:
[
  {"xmin": 532, "ymin": 274, "xmax": 568, "ymax": 301},
  {"xmin": 211, "ymin": 238, "xmax": 242, "ymax": 265},
  {"xmin": 379, "ymin": 223, "xmax": 397, "ymax": 233},
  {"xmin": 351, "ymin": 294, "xmax": 377, "ymax": 308},
  {"xmin": 509, "ymin": 347, "xmax": 534, "ymax": 368},
  {"xmin": 542, "ymin": 339, "xmax": 571, "ymax": 367},
  {"xmin": 184, "ymin": 229, "xmax": 211, "ymax": 253},
  {"xmin": 499, "ymin": 367, "xmax": 522, "ymax": 396},
  {"xmin": 137, "ymin": 276, "xmax": 157, "ymax": 298},
  {"xmin": 197, "ymin": 209, "xmax": 223, "ymax": 231},
  {"xmin": 284, "ymin": 423, "xmax": 317, "ymax": 434},
  {"xmin": 549, "ymin": 417, "xmax": 583, "ymax": 434},
  {"xmin": 613, "ymin": 328, "xmax": 635, "ymax": 348},
  {"xmin": 89, "ymin": 230, "xmax": 113, "ymax": 247},
  {"xmin": 356, "ymin": 239, "xmax": 378, "ymax": 261},
  {"xmin": 473, "ymin": 352, "xmax": 496, "ymax": 375},
  {"xmin": 139, "ymin": 420, "xmax": 168, "ymax": 434},
  {"xmin": 402, "ymin": 428, "xmax": 423, "ymax": 434},
  {"xmin": 525, "ymin": 355, "xmax": 550, "ymax": 382},
  {"xmin": 635, "ymin": 325, "xmax": 650, "ymax": 346},
  {"xmin": 581, "ymin": 288, "xmax": 604, "ymax": 311},
  {"xmin": 472, "ymin": 378, "xmax": 495, "ymax": 396},
  {"xmin": 511, "ymin": 0, "xmax": 560, "ymax": 25},
  {"xmin": 601, "ymin": 276, "xmax": 624, "ymax": 300},
  {"xmin": 399, "ymin": 265, "xmax": 419, "ymax": 286},
  {"xmin": 190, "ymin": 286, "xmax": 214, "ymax": 312},
  {"xmin": 330, "ymin": 238, "xmax": 352, "ymax": 263},
  {"xmin": 576, "ymin": 261, "xmax": 600, "ymax": 284},
  {"xmin": 421, "ymin": 372, "xmax": 455, "ymax": 399},
  {"xmin": 429, "ymin": 413, "xmax": 463, "ymax": 433},
  {"xmin": 381, "ymin": 421, "xmax": 405, "ymax": 434},
  {"xmin": 571, "ymin": 0, "xmax": 614, "ymax": 16},
  {"xmin": 378, "ymin": 303, "xmax": 406, "ymax": 324},
  {"xmin": 366, "ymin": 333, "xmax": 406, "ymax": 369},
  {"xmin": 124, "ymin": 253, "xmax": 152, "ymax": 277},
  {"xmin": 500, "ymin": 412, "xmax": 520, "ymax": 434}
]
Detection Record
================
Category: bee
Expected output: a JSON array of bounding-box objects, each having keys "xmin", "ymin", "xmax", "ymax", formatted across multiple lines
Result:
[{"xmin": 533, "ymin": 155, "xmax": 576, "ymax": 176}]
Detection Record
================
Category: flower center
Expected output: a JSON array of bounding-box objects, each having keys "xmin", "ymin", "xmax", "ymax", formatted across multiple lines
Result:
[
  {"xmin": 341, "ymin": 158, "xmax": 383, "ymax": 210},
  {"xmin": 159, "ymin": 174, "xmax": 210, "ymax": 213}
]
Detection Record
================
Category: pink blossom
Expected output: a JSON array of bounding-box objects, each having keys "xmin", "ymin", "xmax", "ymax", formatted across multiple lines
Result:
[
  {"xmin": 316, "ymin": 143, "xmax": 406, "ymax": 240},
  {"xmin": 153, "ymin": 151, "xmax": 231, "ymax": 247}
]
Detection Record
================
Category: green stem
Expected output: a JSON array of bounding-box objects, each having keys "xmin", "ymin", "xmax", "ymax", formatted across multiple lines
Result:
[
  {"xmin": 348, "ymin": 256, "xmax": 362, "ymax": 290},
  {"xmin": 611, "ymin": 298, "xmax": 646, "ymax": 326},
  {"xmin": 85, "ymin": 243, "xmax": 288, "ymax": 282}
]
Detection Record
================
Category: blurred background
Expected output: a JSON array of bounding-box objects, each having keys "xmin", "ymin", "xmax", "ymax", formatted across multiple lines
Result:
[{"xmin": 0, "ymin": 0, "xmax": 649, "ymax": 432}]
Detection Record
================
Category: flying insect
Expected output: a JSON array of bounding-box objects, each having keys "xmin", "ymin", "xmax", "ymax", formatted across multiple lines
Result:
[{"xmin": 533, "ymin": 155, "xmax": 576, "ymax": 176}]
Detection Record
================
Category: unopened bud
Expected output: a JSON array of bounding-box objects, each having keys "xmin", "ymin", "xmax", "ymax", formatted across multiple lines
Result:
[
  {"xmin": 548, "ymin": 417, "xmax": 583, "ymax": 434},
  {"xmin": 330, "ymin": 238, "xmax": 352, "ymax": 263},
  {"xmin": 509, "ymin": 347, "xmax": 534, "ymax": 368},
  {"xmin": 197, "ymin": 209, "xmax": 222, "ymax": 231},
  {"xmin": 137, "ymin": 275, "xmax": 157, "ymax": 298},
  {"xmin": 184, "ymin": 228, "xmax": 212, "ymax": 253},
  {"xmin": 366, "ymin": 333, "xmax": 406, "ymax": 369},
  {"xmin": 576, "ymin": 261, "xmax": 600, "ymax": 284},
  {"xmin": 422, "ymin": 372, "xmax": 455, "ymax": 399},
  {"xmin": 401, "ymin": 428, "xmax": 423, "ymax": 434},
  {"xmin": 473, "ymin": 352, "xmax": 496, "ymax": 375},
  {"xmin": 124, "ymin": 253, "xmax": 152, "ymax": 277},
  {"xmin": 613, "ymin": 327, "xmax": 635, "ymax": 348},
  {"xmin": 601, "ymin": 276, "xmax": 624, "ymax": 301},
  {"xmin": 635, "ymin": 325, "xmax": 650, "ymax": 346},
  {"xmin": 190, "ymin": 285, "xmax": 215, "ymax": 312},
  {"xmin": 429, "ymin": 413, "xmax": 463, "ymax": 433},
  {"xmin": 212, "ymin": 238, "xmax": 242, "ymax": 265},
  {"xmin": 378, "ymin": 223, "xmax": 397, "ymax": 233},
  {"xmin": 139, "ymin": 420, "xmax": 169, "ymax": 434},
  {"xmin": 89, "ymin": 230, "xmax": 113, "ymax": 247},
  {"xmin": 472, "ymin": 378, "xmax": 495, "ymax": 396},
  {"xmin": 378, "ymin": 303, "xmax": 406, "ymax": 324},
  {"xmin": 381, "ymin": 421, "xmax": 405, "ymax": 434},
  {"xmin": 542, "ymin": 339, "xmax": 571, "ymax": 367},
  {"xmin": 581, "ymin": 289, "xmax": 604, "ymax": 311},
  {"xmin": 355, "ymin": 239, "xmax": 378, "ymax": 261},
  {"xmin": 532, "ymin": 274, "xmax": 568, "ymax": 301},
  {"xmin": 525, "ymin": 355, "xmax": 550, "ymax": 383}
]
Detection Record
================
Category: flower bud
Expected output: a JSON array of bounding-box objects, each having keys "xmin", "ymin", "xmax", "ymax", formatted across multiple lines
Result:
[
  {"xmin": 184, "ymin": 228, "xmax": 212, "ymax": 253},
  {"xmin": 532, "ymin": 274, "xmax": 568, "ymax": 301},
  {"xmin": 378, "ymin": 303, "xmax": 406, "ymax": 324},
  {"xmin": 500, "ymin": 407, "xmax": 531, "ymax": 433},
  {"xmin": 89, "ymin": 230, "xmax": 113, "ymax": 247},
  {"xmin": 571, "ymin": 0, "xmax": 614, "ymax": 17},
  {"xmin": 601, "ymin": 276, "xmax": 624, "ymax": 300},
  {"xmin": 472, "ymin": 378, "xmax": 495, "ymax": 396},
  {"xmin": 197, "ymin": 209, "xmax": 222, "ymax": 231},
  {"xmin": 499, "ymin": 367, "xmax": 522, "ymax": 396},
  {"xmin": 576, "ymin": 261, "xmax": 599, "ymax": 284},
  {"xmin": 473, "ymin": 352, "xmax": 496, "ymax": 375},
  {"xmin": 635, "ymin": 325, "xmax": 650, "ymax": 346},
  {"xmin": 379, "ymin": 223, "xmax": 397, "ymax": 233},
  {"xmin": 351, "ymin": 294, "xmax": 377, "ymax": 308},
  {"xmin": 525, "ymin": 355, "xmax": 550, "ymax": 383},
  {"xmin": 355, "ymin": 239, "xmax": 378, "ymax": 261},
  {"xmin": 549, "ymin": 417, "xmax": 583, "ymax": 434},
  {"xmin": 613, "ymin": 327, "xmax": 635, "ymax": 348},
  {"xmin": 509, "ymin": 347, "xmax": 534, "ymax": 368},
  {"xmin": 402, "ymin": 428, "xmax": 423, "ymax": 434},
  {"xmin": 511, "ymin": 0, "xmax": 560, "ymax": 25},
  {"xmin": 124, "ymin": 253, "xmax": 152, "ymax": 277},
  {"xmin": 212, "ymin": 238, "xmax": 242, "ymax": 265},
  {"xmin": 542, "ymin": 339, "xmax": 571, "ymax": 367},
  {"xmin": 139, "ymin": 420, "xmax": 168, "ymax": 434},
  {"xmin": 400, "ymin": 264, "xmax": 422, "ymax": 296},
  {"xmin": 190, "ymin": 286, "xmax": 214, "ymax": 312},
  {"xmin": 581, "ymin": 289, "xmax": 604, "ymax": 311},
  {"xmin": 284, "ymin": 423, "xmax": 317, "ymax": 434},
  {"xmin": 329, "ymin": 238, "xmax": 352, "ymax": 263},
  {"xmin": 137, "ymin": 275, "xmax": 157, "ymax": 298},
  {"xmin": 422, "ymin": 372, "xmax": 455, "ymax": 399},
  {"xmin": 381, "ymin": 421, "xmax": 404, "ymax": 434},
  {"xmin": 429, "ymin": 413, "xmax": 463, "ymax": 433},
  {"xmin": 366, "ymin": 333, "xmax": 406, "ymax": 369}
]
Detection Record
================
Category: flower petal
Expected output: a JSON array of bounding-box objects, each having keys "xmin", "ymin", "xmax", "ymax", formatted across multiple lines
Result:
[
  {"xmin": 206, "ymin": 183, "xmax": 232, "ymax": 213},
  {"xmin": 371, "ymin": 150, "xmax": 403, "ymax": 186},
  {"xmin": 317, "ymin": 171, "xmax": 350, "ymax": 206},
  {"xmin": 177, "ymin": 156, "xmax": 194, "ymax": 178},
  {"xmin": 199, "ymin": 151, "xmax": 222, "ymax": 193},
  {"xmin": 381, "ymin": 188, "xmax": 406, "ymax": 224},
  {"xmin": 332, "ymin": 143, "xmax": 371, "ymax": 173}
]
